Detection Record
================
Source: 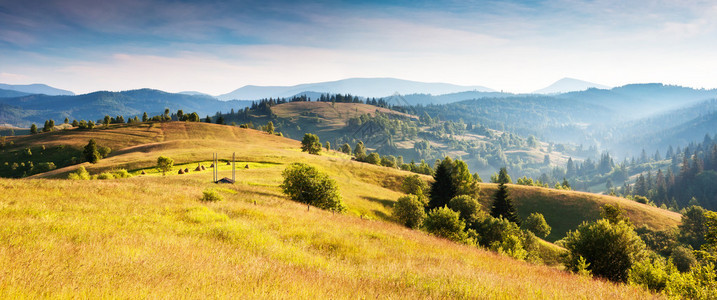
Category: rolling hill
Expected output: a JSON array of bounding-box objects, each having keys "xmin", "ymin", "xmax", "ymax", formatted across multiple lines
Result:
[
  {"xmin": 0, "ymin": 89, "xmax": 252, "ymax": 127},
  {"xmin": 0, "ymin": 121, "xmax": 669, "ymax": 297}
]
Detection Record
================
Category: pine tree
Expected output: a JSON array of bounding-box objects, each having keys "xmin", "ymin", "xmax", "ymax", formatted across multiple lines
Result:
[
  {"xmin": 83, "ymin": 139, "xmax": 101, "ymax": 164},
  {"xmin": 266, "ymin": 121, "xmax": 274, "ymax": 134},
  {"xmin": 142, "ymin": 112, "xmax": 148, "ymax": 122},
  {"xmin": 491, "ymin": 182, "xmax": 520, "ymax": 225},
  {"xmin": 428, "ymin": 157, "xmax": 456, "ymax": 210},
  {"xmin": 30, "ymin": 124, "xmax": 38, "ymax": 134}
]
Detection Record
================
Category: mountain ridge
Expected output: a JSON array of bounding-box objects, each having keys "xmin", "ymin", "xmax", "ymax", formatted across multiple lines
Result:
[
  {"xmin": 217, "ymin": 77, "xmax": 495, "ymax": 100},
  {"xmin": 0, "ymin": 83, "xmax": 75, "ymax": 96},
  {"xmin": 533, "ymin": 77, "xmax": 610, "ymax": 94}
]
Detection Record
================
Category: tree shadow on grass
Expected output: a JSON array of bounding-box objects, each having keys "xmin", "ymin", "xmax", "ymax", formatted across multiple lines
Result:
[{"xmin": 362, "ymin": 196, "xmax": 394, "ymax": 208}]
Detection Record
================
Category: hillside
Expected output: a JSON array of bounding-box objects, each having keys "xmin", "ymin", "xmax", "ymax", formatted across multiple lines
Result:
[
  {"xmin": 0, "ymin": 83, "xmax": 75, "ymax": 96},
  {"xmin": 0, "ymin": 121, "xmax": 661, "ymax": 298},
  {"xmin": 479, "ymin": 184, "xmax": 681, "ymax": 241},
  {"xmin": 0, "ymin": 89, "xmax": 252, "ymax": 127}
]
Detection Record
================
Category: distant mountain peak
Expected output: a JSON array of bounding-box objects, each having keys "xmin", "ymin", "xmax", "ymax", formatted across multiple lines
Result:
[
  {"xmin": 217, "ymin": 77, "xmax": 495, "ymax": 100},
  {"xmin": 533, "ymin": 78, "xmax": 610, "ymax": 94},
  {"xmin": 0, "ymin": 83, "xmax": 75, "ymax": 96}
]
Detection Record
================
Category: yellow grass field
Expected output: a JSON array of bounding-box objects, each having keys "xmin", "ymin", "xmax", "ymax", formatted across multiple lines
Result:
[{"xmin": 0, "ymin": 122, "xmax": 666, "ymax": 298}]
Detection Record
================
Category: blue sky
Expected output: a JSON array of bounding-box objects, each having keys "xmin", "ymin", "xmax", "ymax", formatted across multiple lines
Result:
[{"xmin": 1, "ymin": 0, "xmax": 716, "ymax": 94}]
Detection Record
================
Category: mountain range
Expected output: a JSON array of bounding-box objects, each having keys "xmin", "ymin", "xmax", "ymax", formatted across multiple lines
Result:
[
  {"xmin": 0, "ymin": 89, "xmax": 251, "ymax": 127},
  {"xmin": 216, "ymin": 77, "xmax": 496, "ymax": 100},
  {"xmin": 533, "ymin": 78, "xmax": 609, "ymax": 94},
  {"xmin": 0, "ymin": 83, "xmax": 75, "ymax": 96}
]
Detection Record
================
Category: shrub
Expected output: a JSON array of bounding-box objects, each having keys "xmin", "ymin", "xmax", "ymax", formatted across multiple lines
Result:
[
  {"xmin": 671, "ymin": 246, "xmax": 698, "ymax": 272},
  {"xmin": 97, "ymin": 172, "xmax": 115, "ymax": 180},
  {"xmin": 628, "ymin": 255, "xmax": 673, "ymax": 292},
  {"xmin": 67, "ymin": 166, "xmax": 91, "ymax": 180},
  {"xmin": 563, "ymin": 219, "xmax": 646, "ymax": 282},
  {"xmin": 300, "ymin": 133, "xmax": 321, "ymax": 155},
  {"xmin": 393, "ymin": 195, "xmax": 426, "ymax": 229},
  {"xmin": 98, "ymin": 146, "xmax": 111, "ymax": 158},
  {"xmin": 280, "ymin": 163, "xmax": 344, "ymax": 212},
  {"xmin": 522, "ymin": 212, "xmax": 551, "ymax": 238},
  {"xmin": 401, "ymin": 174, "xmax": 428, "ymax": 200},
  {"xmin": 111, "ymin": 169, "xmax": 131, "ymax": 179},
  {"xmin": 424, "ymin": 206, "xmax": 471, "ymax": 243},
  {"xmin": 201, "ymin": 189, "xmax": 223, "ymax": 202},
  {"xmin": 448, "ymin": 195, "xmax": 484, "ymax": 225},
  {"xmin": 474, "ymin": 216, "xmax": 529, "ymax": 259},
  {"xmin": 365, "ymin": 153, "xmax": 380, "ymax": 165}
]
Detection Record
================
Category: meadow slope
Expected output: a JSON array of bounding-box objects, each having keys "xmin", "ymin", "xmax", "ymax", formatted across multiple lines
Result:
[{"xmin": 0, "ymin": 122, "xmax": 670, "ymax": 297}]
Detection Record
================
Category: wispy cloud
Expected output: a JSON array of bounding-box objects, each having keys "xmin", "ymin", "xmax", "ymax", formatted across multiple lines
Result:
[{"xmin": 1, "ymin": 0, "xmax": 717, "ymax": 93}]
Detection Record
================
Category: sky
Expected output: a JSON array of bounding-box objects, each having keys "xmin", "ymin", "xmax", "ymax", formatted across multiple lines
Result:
[{"xmin": 1, "ymin": 0, "xmax": 717, "ymax": 95}]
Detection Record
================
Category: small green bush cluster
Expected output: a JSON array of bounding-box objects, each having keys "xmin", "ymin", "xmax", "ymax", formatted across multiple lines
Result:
[
  {"xmin": 68, "ymin": 167, "xmax": 131, "ymax": 180},
  {"xmin": 68, "ymin": 166, "xmax": 91, "ymax": 180},
  {"xmin": 201, "ymin": 189, "xmax": 223, "ymax": 202}
]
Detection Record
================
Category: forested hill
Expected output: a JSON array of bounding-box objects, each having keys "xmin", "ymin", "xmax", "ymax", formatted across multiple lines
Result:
[{"xmin": 0, "ymin": 89, "xmax": 252, "ymax": 127}]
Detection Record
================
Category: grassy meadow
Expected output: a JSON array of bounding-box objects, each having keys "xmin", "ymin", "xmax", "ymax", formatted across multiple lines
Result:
[{"xmin": 0, "ymin": 122, "xmax": 670, "ymax": 298}]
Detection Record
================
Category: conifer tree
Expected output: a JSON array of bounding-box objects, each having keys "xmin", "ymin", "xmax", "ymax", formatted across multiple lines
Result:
[
  {"xmin": 83, "ymin": 139, "xmax": 101, "ymax": 164},
  {"xmin": 266, "ymin": 121, "xmax": 274, "ymax": 134},
  {"xmin": 30, "ymin": 124, "xmax": 37, "ymax": 134},
  {"xmin": 428, "ymin": 157, "xmax": 456, "ymax": 210},
  {"xmin": 142, "ymin": 112, "xmax": 148, "ymax": 122},
  {"xmin": 491, "ymin": 182, "xmax": 520, "ymax": 225}
]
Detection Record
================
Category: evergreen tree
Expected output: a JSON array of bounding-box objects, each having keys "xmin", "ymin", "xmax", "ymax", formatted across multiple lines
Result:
[
  {"xmin": 64, "ymin": 117, "xmax": 69, "ymax": 124},
  {"xmin": 142, "ymin": 112, "xmax": 148, "ymax": 122},
  {"xmin": 30, "ymin": 124, "xmax": 37, "ymax": 134},
  {"xmin": 452, "ymin": 159, "xmax": 478, "ymax": 196},
  {"xmin": 340, "ymin": 143, "xmax": 351, "ymax": 155},
  {"xmin": 83, "ymin": 139, "xmax": 101, "ymax": 164},
  {"xmin": 491, "ymin": 182, "xmax": 520, "ymax": 225},
  {"xmin": 205, "ymin": 115, "xmax": 212, "ymax": 123},
  {"xmin": 354, "ymin": 141, "xmax": 366, "ymax": 159},
  {"xmin": 266, "ymin": 121, "xmax": 274, "ymax": 134},
  {"xmin": 428, "ymin": 157, "xmax": 456, "ymax": 210},
  {"xmin": 216, "ymin": 115, "xmax": 225, "ymax": 125}
]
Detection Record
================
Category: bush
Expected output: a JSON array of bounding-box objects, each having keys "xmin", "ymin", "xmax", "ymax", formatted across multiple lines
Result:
[
  {"xmin": 401, "ymin": 174, "xmax": 428, "ymax": 199},
  {"xmin": 111, "ymin": 169, "xmax": 131, "ymax": 179},
  {"xmin": 671, "ymin": 246, "xmax": 697, "ymax": 272},
  {"xmin": 97, "ymin": 172, "xmax": 115, "ymax": 180},
  {"xmin": 98, "ymin": 146, "xmax": 111, "ymax": 158},
  {"xmin": 474, "ymin": 216, "xmax": 529, "ymax": 259},
  {"xmin": 424, "ymin": 206, "xmax": 472, "ymax": 244},
  {"xmin": 448, "ymin": 195, "xmax": 484, "ymax": 225},
  {"xmin": 563, "ymin": 219, "xmax": 646, "ymax": 282},
  {"xmin": 67, "ymin": 166, "xmax": 91, "ymax": 180},
  {"xmin": 393, "ymin": 195, "xmax": 426, "ymax": 229},
  {"xmin": 522, "ymin": 212, "xmax": 551, "ymax": 238},
  {"xmin": 365, "ymin": 153, "xmax": 380, "ymax": 165},
  {"xmin": 201, "ymin": 189, "xmax": 223, "ymax": 202},
  {"xmin": 280, "ymin": 163, "xmax": 344, "ymax": 212},
  {"xmin": 301, "ymin": 133, "xmax": 321, "ymax": 155},
  {"xmin": 628, "ymin": 255, "xmax": 673, "ymax": 292}
]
